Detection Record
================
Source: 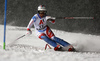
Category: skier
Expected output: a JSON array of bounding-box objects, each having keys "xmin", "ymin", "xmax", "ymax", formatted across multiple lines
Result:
[{"xmin": 27, "ymin": 5, "xmax": 75, "ymax": 51}]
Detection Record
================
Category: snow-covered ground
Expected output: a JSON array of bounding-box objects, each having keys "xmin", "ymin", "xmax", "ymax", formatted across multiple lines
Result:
[{"xmin": 0, "ymin": 25, "xmax": 100, "ymax": 61}]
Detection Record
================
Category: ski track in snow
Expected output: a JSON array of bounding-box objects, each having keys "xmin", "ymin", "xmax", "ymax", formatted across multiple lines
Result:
[
  {"xmin": 0, "ymin": 25, "xmax": 100, "ymax": 61},
  {"xmin": 0, "ymin": 44, "xmax": 100, "ymax": 61}
]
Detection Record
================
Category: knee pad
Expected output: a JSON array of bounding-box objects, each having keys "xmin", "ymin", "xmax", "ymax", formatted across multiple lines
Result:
[
  {"xmin": 38, "ymin": 33, "xmax": 57, "ymax": 47},
  {"xmin": 38, "ymin": 33, "xmax": 46, "ymax": 39}
]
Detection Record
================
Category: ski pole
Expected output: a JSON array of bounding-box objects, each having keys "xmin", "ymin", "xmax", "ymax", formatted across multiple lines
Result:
[
  {"xmin": 15, "ymin": 34, "xmax": 26, "ymax": 41},
  {"xmin": 53, "ymin": 17, "xmax": 94, "ymax": 19},
  {"xmin": 8, "ymin": 34, "xmax": 26, "ymax": 46}
]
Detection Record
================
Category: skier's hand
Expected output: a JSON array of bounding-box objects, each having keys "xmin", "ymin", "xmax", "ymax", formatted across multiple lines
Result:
[
  {"xmin": 27, "ymin": 30, "xmax": 32, "ymax": 35},
  {"xmin": 27, "ymin": 28, "xmax": 32, "ymax": 35},
  {"xmin": 46, "ymin": 16, "xmax": 55, "ymax": 20}
]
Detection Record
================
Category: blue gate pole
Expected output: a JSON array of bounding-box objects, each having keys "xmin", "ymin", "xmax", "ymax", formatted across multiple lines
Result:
[{"xmin": 3, "ymin": 0, "xmax": 7, "ymax": 49}]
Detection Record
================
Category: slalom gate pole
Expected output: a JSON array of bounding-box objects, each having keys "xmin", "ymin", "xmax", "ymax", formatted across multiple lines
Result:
[
  {"xmin": 3, "ymin": 0, "xmax": 7, "ymax": 49},
  {"xmin": 45, "ymin": 44, "xmax": 52, "ymax": 50},
  {"xmin": 45, "ymin": 44, "xmax": 48, "ymax": 50}
]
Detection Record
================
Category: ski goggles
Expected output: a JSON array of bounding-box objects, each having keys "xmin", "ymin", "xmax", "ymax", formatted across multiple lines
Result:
[{"xmin": 38, "ymin": 11, "xmax": 47, "ymax": 14}]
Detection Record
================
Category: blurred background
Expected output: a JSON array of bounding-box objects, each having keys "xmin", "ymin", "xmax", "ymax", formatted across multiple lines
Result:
[{"xmin": 0, "ymin": 0, "xmax": 100, "ymax": 34}]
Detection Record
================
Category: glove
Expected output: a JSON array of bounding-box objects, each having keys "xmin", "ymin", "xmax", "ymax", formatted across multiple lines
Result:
[
  {"xmin": 46, "ymin": 16, "xmax": 56, "ymax": 20},
  {"xmin": 27, "ymin": 30, "xmax": 32, "ymax": 35},
  {"xmin": 27, "ymin": 28, "xmax": 32, "ymax": 35}
]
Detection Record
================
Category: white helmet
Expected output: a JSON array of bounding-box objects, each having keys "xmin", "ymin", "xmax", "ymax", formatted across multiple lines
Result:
[{"xmin": 38, "ymin": 5, "xmax": 47, "ymax": 11}]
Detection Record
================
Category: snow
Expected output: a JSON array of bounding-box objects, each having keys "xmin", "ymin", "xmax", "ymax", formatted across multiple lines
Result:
[{"xmin": 0, "ymin": 25, "xmax": 100, "ymax": 61}]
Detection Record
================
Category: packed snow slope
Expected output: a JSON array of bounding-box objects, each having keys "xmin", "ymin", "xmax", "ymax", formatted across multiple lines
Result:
[{"xmin": 0, "ymin": 25, "xmax": 100, "ymax": 61}]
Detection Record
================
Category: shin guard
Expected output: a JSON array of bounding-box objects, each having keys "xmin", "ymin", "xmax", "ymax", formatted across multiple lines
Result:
[{"xmin": 53, "ymin": 37, "xmax": 70, "ymax": 47}]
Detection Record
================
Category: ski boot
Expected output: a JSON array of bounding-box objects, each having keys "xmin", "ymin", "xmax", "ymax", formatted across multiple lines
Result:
[
  {"xmin": 54, "ymin": 45, "xmax": 63, "ymax": 51},
  {"xmin": 65, "ymin": 45, "xmax": 76, "ymax": 52}
]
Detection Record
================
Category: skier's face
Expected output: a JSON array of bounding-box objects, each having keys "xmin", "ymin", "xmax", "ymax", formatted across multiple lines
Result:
[
  {"xmin": 39, "ymin": 13, "xmax": 45, "ymax": 17},
  {"xmin": 39, "ymin": 11, "xmax": 47, "ymax": 14},
  {"xmin": 38, "ymin": 11, "xmax": 46, "ymax": 17}
]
